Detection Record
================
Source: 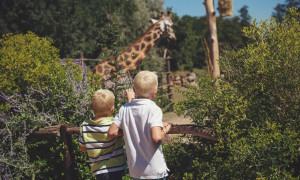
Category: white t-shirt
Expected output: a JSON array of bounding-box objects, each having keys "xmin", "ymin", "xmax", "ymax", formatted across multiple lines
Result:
[{"xmin": 113, "ymin": 98, "xmax": 169, "ymax": 179}]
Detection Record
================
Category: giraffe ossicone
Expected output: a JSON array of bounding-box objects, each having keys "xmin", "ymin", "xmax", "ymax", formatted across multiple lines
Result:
[{"xmin": 92, "ymin": 11, "xmax": 176, "ymax": 80}]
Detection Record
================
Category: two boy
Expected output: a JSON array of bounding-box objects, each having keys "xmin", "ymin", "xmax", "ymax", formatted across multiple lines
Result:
[{"xmin": 80, "ymin": 71, "xmax": 171, "ymax": 179}]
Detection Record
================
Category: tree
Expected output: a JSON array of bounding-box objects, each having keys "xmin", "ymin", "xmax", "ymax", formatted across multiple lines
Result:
[
  {"xmin": 171, "ymin": 16, "xmax": 200, "ymax": 71},
  {"xmin": 0, "ymin": 32, "xmax": 62, "ymax": 96},
  {"xmin": 204, "ymin": 0, "xmax": 220, "ymax": 79},
  {"xmin": 172, "ymin": 8, "xmax": 300, "ymax": 179},
  {"xmin": 272, "ymin": 0, "xmax": 300, "ymax": 22},
  {"xmin": 238, "ymin": 5, "xmax": 251, "ymax": 27},
  {"xmin": 0, "ymin": 0, "xmax": 137, "ymax": 58}
]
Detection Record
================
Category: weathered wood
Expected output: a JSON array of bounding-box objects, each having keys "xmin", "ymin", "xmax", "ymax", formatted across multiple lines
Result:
[
  {"xmin": 60, "ymin": 125, "xmax": 75, "ymax": 180},
  {"xmin": 66, "ymin": 127, "xmax": 80, "ymax": 134},
  {"xmin": 169, "ymin": 124, "xmax": 218, "ymax": 141},
  {"xmin": 34, "ymin": 124, "xmax": 217, "ymax": 141},
  {"xmin": 204, "ymin": 0, "xmax": 220, "ymax": 79},
  {"xmin": 33, "ymin": 124, "xmax": 62, "ymax": 136}
]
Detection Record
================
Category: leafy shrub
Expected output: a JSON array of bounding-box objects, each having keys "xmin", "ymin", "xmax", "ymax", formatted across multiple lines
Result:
[
  {"xmin": 0, "ymin": 32, "xmax": 102, "ymax": 179},
  {"xmin": 172, "ymin": 8, "xmax": 299, "ymax": 179},
  {"xmin": 0, "ymin": 32, "xmax": 63, "ymax": 96},
  {"xmin": 0, "ymin": 65, "xmax": 100, "ymax": 179}
]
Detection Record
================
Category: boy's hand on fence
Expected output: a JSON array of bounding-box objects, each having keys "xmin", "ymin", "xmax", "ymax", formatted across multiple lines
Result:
[
  {"xmin": 163, "ymin": 122, "xmax": 171, "ymax": 134},
  {"xmin": 126, "ymin": 88, "xmax": 135, "ymax": 103}
]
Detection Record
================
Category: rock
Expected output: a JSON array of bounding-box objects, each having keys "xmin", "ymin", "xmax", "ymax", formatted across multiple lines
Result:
[{"xmin": 187, "ymin": 72, "xmax": 197, "ymax": 82}]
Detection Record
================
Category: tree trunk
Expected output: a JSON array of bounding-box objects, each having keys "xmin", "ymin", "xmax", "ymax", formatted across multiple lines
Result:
[{"xmin": 204, "ymin": 0, "xmax": 220, "ymax": 79}]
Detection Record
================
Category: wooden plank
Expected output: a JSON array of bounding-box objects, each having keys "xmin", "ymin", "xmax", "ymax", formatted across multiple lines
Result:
[
  {"xmin": 33, "ymin": 124, "xmax": 217, "ymax": 141},
  {"xmin": 60, "ymin": 125, "xmax": 75, "ymax": 180}
]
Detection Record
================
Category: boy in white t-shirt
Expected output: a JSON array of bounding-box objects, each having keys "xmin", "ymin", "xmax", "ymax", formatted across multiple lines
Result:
[{"xmin": 108, "ymin": 71, "xmax": 171, "ymax": 180}]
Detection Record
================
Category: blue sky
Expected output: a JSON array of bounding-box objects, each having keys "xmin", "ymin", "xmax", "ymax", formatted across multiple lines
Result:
[{"xmin": 163, "ymin": 0, "xmax": 285, "ymax": 21}]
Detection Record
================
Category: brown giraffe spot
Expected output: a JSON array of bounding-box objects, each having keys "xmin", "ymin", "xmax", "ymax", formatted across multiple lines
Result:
[
  {"xmin": 97, "ymin": 66, "xmax": 103, "ymax": 73},
  {"xmin": 155, "ymin": 26, "xmax": 161, "ymax": 31},
  {"xmin": 127, "ymin": 49, "xmax": 132, "ymax": 53},
  {"xmin": 134, "ymin": 45, "xmax": 139, "ymax": 51},
  {"xmin": 124, "ymin": 54, "xmax": 129, "ymax": 59},
  {"xmin": 104, "ymin": 65, "xmax": 110, "ymax": 69},
  {"xmin": 132, "ymin": 54, "xmax": 137, "ymax": 59},
  {"xmin": 141, "ymin": 43, "xmax": 145, "ymax": 50},
  {"xmin": 147, "ymin": 31, "xmax": 152, "ymax": 35},
  {"xmin": 144, "ymin": 36, "xmax": 151, "ymax": 42},
  {"xmin": 117, "ymin": 62, "xmax": 126, "ymax": 69},
  {"xmin": 126, "ymin": 61, "xmax": 132, "ymax": 66},
  {"xmin": 153, "ymin": 33, "xmax": 158, "ymax": 39},
  {"xmin": 144, "ymin": 44, "xmax": 152, "ymax": 54}
]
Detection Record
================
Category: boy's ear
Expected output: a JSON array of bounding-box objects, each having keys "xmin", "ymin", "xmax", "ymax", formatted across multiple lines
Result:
[
  {"xmin": 153, "ymin": 89, "xmax": 158, "ymax": 95},
  {"xmin": 110, "ymin": 106, "xmax": 115, "ymax": 113}
]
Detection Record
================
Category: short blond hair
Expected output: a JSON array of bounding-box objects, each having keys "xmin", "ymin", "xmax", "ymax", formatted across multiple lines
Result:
[
  {"xmin": 134, "ymin": 71, "xmax": 158, "ymax": 98},
  {"xmin": 91, "ymin": 89, "xmax": 115, "ymax": 116}
]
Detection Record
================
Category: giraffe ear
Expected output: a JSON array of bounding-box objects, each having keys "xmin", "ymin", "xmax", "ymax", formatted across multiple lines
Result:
[{"xmin": 151, "ymin": 19, "xmax": 158, "ymax": 24}]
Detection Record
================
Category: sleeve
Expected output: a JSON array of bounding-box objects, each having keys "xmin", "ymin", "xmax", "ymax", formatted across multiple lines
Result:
[
  {"xmin": 113, "ymin": 106, "xmax": 124, "ymax": 129},
  {"xmin": 78, "ymin": 126, "xmax": 86, "ymax": 148},
  {"xmin": 148, "ymin": 105, "xmax": 163, "ymax": 128}
]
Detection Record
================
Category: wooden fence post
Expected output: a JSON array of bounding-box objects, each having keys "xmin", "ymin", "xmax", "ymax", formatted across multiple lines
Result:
[
  {"xmin": 166, "ymin": 56, "xmax": 173, "ymax": 100},
  {"xmin": 60, "ymin": 125, "xmax": 75, "ymax": 180},
  {"xmin": 163, "ymin": 48, "xmax": 173, "ymax": 100}
]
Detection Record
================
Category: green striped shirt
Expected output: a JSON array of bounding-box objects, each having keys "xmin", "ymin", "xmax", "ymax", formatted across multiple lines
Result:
[{"xmin": 79, "ymin": 117, "xmax": 126, "ymax": 175}]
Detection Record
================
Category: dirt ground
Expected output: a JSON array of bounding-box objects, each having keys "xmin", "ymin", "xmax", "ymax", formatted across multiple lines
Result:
[{"xmin": 162, "ymin": 112, "xmax": 192, "ymax": 125}]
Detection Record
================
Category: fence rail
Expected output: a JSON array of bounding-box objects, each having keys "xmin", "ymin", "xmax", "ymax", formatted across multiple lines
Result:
[{"xmin": 32, "ymin": 123, "xmax": 217, "ymax": 180}]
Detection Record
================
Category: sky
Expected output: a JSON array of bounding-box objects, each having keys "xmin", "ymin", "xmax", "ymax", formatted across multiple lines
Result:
[{"xmin": 163, "ymin": 0, "xmax": 286, "ymax": 21}]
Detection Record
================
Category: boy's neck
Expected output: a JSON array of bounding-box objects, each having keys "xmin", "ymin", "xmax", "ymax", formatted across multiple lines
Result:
[
  {"xmin": 93, "ymin": 115, "xmax": 109, "ymax": 121},
  {"xmin": 136, "ymin": 95, "xmax": 156, "ymax": 100}
]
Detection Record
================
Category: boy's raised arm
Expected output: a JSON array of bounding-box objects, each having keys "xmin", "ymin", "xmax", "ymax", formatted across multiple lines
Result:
[{"xmin": 126, "ymin": 88, "xmax": 135, "ymax": 102}]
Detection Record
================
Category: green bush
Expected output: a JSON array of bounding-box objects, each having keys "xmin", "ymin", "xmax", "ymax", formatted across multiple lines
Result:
[
  {"xmin": 0, "ymin": 32, "xmax": 64, "ymax": 95},
  {"xmin": 172, "ymin": 8, "xmax": 299, "ymax": 179},
  {"xmin": 0, "ymin": 32, "xmax": 102, "ymax": 179}
]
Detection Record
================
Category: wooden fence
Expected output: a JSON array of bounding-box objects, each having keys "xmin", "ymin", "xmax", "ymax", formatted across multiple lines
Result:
[{"xmin": 33, "ymin": 124, "xmax": 217, "ymax": 180}]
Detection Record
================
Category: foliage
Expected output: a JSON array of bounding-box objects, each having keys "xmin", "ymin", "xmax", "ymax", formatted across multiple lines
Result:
[
  {"xmin": 168, "ymin": 6, "xmax": 251, "ymax": 71},
  {"xmin": 0, "ymin": 0, "xmax": 166, "ymax": 59},
  {"xmin": 0, "ymin": 32, "xmax": 62, "ymax": 96},
  {"xmin": 172, "ymin": 8, "xmax": 300, "ymax": 179},
  {"xmin": 0, "ymin": 31, "xmax": 102, "ymax": 178},
  {"xmin": 0, "ymin": 64, "xmax": 101, "ymax": 178},
  {"xmin": 272, "ymin": 0, "xmax": 300, "ymax": 22}
]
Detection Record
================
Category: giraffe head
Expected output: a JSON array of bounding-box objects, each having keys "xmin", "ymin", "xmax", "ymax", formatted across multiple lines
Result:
[{"xmin": 151, "ymin": 11, "xmax": 176, "ymax": 40}]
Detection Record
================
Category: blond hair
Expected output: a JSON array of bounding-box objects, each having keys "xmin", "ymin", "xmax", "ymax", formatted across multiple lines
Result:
[
  {"xmin": 134, "ymin": 71, "xmax": 158, "ymax": 98},
  {"xmin": 91, "ymin": 89, "xmax": 115, "ymax": 116}
]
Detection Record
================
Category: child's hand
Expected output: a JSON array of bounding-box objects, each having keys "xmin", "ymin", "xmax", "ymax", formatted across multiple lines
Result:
[
  {"xmin": 126, "ymin": 88, "xmax": 135, "ymax": 103},
  {"xmin": 163, "ymin": 122, "xmax": 171, "ymax": 134}
]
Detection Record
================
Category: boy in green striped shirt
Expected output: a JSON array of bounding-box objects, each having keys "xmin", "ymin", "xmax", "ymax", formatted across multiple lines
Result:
[{"xmin": 79, "ymin": 89, "xmax": 127, "ymax": 180}]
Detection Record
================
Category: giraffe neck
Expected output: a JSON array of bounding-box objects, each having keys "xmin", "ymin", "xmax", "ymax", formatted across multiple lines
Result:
[
  {"xmin": 92, "ymin": 20, "xmax": 163, "ymax": 77},
  {"xmin": 116, "ymin": 21, "xmax": 162, "ymax": 72}
]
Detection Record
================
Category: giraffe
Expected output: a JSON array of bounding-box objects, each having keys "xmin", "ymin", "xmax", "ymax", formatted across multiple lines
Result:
[{"xmin": 92, "ymin": 11, "xmax": 176, "ymax": 80}]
